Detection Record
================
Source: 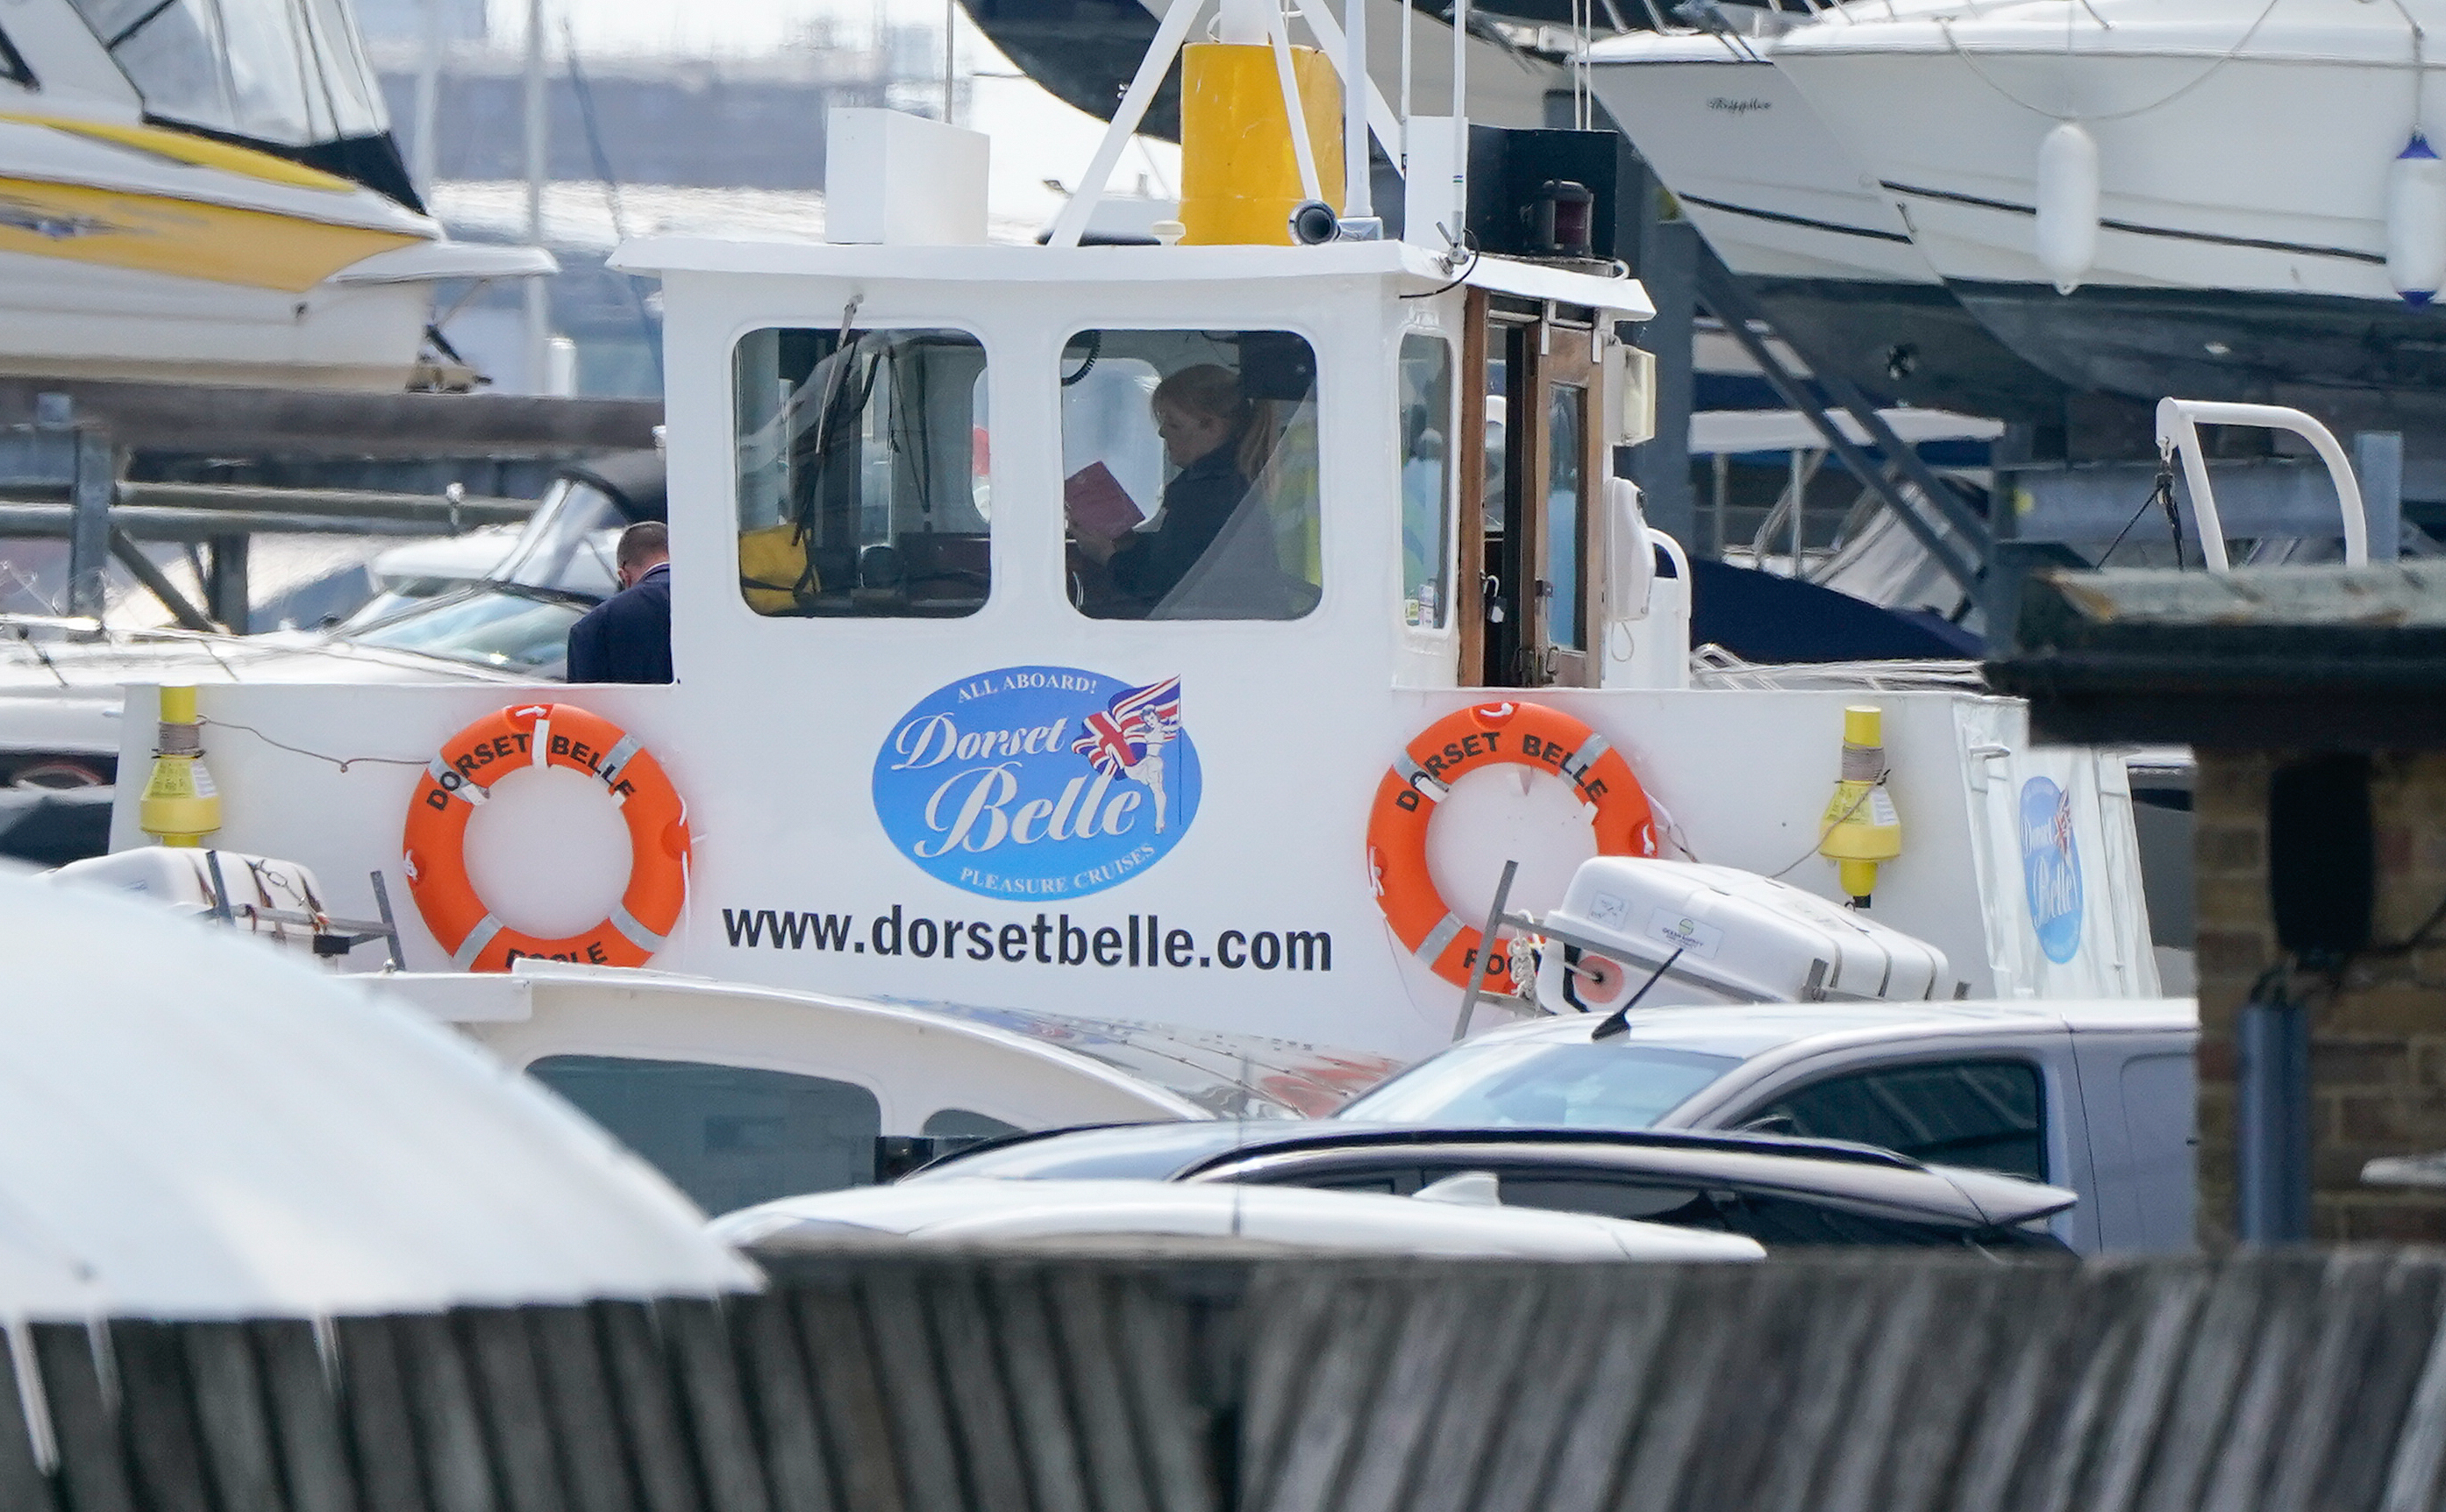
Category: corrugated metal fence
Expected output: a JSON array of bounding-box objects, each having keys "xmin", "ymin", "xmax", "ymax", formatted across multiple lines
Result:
[{"xmin": 8, "ymin": 1249, "xmax": 2446, "ymax": 1511}]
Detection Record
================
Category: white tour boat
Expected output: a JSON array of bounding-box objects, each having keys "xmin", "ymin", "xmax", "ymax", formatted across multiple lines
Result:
[{"xmin": 83, "ymin": 0, "xmax": 2164, "ymax": 1097}]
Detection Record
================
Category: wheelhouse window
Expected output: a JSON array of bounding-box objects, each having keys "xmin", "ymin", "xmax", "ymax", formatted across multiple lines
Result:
[
  {"xmin": 735, "ymin": 326, "xmax": 990, "ymax": 618},
  {"xmin": 527, "ymin": 1055, "xmax": 883, "ymax": 1217},
  {"xmin": 1400, "ymin": 334, "xmax": 1455, "ymax": 630},
  {"xmin": 1059, "ymin": 328, "xmax": 1321, "ymax": 621}
]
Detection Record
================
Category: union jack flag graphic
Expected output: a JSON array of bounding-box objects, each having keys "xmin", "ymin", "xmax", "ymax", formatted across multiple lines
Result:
[{"xmin": 1073, "ymin": 675, "xmax": 1182, "ymax": 776}]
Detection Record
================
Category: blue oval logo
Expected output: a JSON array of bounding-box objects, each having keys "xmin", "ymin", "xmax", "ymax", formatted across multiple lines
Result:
[
  {"xmin": 873, "ymin": 666, "xmax": 1201, "ymax": 899},
  {"xmin": 2019, "ymin": 775, "xmax": 2084, "ymax": 965}
]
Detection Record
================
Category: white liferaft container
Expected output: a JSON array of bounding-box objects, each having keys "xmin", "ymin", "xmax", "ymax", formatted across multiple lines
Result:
[
  {"xmin": 1532, "ymin": 858, "xmax": 1953, "ymax": 1012},
  {"xmin": 49, "ymin": 846, "xmax": 332, "ymax": 952}
]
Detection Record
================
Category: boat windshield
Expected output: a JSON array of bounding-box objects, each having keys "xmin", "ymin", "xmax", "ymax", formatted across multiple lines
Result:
[
  {"xmin": 1334, "ymin": 1041, "xmax": 1741, "ymax": 1129},
  {"xmin": 68, "ymin": 0, "xmax": 387, "ymax": 147},
  {"xmin": 346, "ymin": 587, "xmax": 586, "ymax": 675},
  {"xmin": 495, "ymin": 478, "xmax": 629, "ymax": 599}
]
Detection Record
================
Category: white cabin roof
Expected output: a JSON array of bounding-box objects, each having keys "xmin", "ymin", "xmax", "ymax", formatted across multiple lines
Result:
[
  {"xmin": 0, "ymin": 864, "xmax": 757, "ymax": 1320},
  {"xmin": 610, "ymin": 236, "xmax": 1658, "ymax": 319}
]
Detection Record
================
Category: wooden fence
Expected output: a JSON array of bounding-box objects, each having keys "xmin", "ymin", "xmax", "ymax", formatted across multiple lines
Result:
[{"xmin": 8, "ymin": 1248, "xmax": 2446, "ymax": 1511}]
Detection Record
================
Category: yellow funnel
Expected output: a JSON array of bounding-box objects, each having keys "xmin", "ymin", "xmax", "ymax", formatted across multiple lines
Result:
[{"xmin": 1178, "ymin": 42, "xmax": 1344, "ymax": 246}]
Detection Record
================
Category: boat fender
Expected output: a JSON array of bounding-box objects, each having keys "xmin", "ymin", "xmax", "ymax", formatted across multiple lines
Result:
[
  {"xmin": 2389, "ymin": 132, "xmax": 2446, "ymax": 304},
  {"xmin": 2035, "ymin": 122, "xmax": 2100, "ymax": 295},
  {"xmin": 401, "ymin": 703, "xmax": 690, "ymax": 972},
  {"xmin": 1366, "ymin": 701, "xmax": 1656, "ymax": 993}
]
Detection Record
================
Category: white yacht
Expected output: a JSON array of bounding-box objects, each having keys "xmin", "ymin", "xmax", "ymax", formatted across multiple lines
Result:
[
  {"xmin": 0, "ymin": 0, "xmax": 550, "ymax": 389},
  {"xmin": 1583, "ymin": 18, "xmax": 2079, "ymax": 420},
  {"xmin": 1772, "ymin": 0, "xmax": 2446, "ymax": 425}
]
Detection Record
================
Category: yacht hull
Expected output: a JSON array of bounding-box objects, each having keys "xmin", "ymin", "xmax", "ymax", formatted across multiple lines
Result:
[
  {"xmin": 1586, "ymin": 35, "xmax": 2075, "ymax": 419},
  {"xmin": 0, "ymin": 118, "xmax": 547, "ymax": 389},
  {"xmin": 0, "ymin": 172, "xmax": 417, "ymax": 293},
  {"xmin": 0, "ymin": 247, "xmax": 435, "ymax": 389},
  {"xmin": 1949, "ymin": 280, "xmax": 2446, "ymax": 433},
  {"xmin": 1773, "ymin": 0, "xmax": 2446, "ymax": 410}
]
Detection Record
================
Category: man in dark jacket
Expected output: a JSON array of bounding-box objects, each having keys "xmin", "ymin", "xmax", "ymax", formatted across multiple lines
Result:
[{"xmin": 566, "ymin": 522, "xmax": 673, "ymax": 683}]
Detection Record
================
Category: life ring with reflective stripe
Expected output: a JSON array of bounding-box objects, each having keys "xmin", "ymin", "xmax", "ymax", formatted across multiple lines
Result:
[
  {"xmin": 402, "ymin": 703, "xmax": 690, "ymax": 971},
  {"xmin": 1366, "ymin": 701, "xmax": 1655, "ymax": 992}
]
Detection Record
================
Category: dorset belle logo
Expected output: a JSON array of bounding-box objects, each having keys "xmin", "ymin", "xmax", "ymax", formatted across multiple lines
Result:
[
  {"xmin": 874, "ymin": 666, "xmax": 1202, "ymax": 899},
  {"xmin": 2018, "ymin": 775, "xmax": 2084, "ymax": 965}
]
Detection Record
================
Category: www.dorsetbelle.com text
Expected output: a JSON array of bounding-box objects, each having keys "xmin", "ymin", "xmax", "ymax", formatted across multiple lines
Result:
[{"xmin": 720, "ymin": 904, "xmax": 1332, "ymax": 972}]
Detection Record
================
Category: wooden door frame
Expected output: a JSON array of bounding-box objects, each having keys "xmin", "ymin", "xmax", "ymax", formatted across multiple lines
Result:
[
  {"xmin": 1524, "ymin": 311, "xmax": 1604, "ymax": 688},
  {"xmin": 1455, "ymin": 289, "xmax": 1490, "ymax": 687}
]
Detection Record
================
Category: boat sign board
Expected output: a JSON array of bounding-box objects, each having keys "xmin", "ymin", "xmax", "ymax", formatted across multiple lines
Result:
[{"xmin": 874, "ymin": 666, "xmax": 1202, "ymax": 901}]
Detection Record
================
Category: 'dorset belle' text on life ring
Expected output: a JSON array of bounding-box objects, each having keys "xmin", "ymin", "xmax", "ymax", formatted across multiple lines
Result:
[
  {"xmin": 1366, "ymin": 701, "xmax": 1654, "ymax": 992},
  {"xmin": 402, "ymin": 703, "xmax": 690, "ymax": 971}
]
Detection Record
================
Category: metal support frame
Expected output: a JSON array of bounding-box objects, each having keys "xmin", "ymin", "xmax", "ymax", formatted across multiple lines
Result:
[
  {"xmin": 108, "ymin": 529, "xmax": 215, "ymax": 632},
  {"xmin": 1625, "ymin": 214, "xmax": 1697, "ymax": 551},
  {"xmin": 2238, "ymin": 988, "xmax": 2313, "ymax": 1243},
  {"xmin": 198, "ymin": 858, "xmax": 407, "ymax": 968},
  {"xmin": 1689, "ymin": 246, "xmax": 1988, "ymax": 594},
  {"xmin": 67, "ymin": 431, "xmax": 112, "ymax": 619},
  {"xmin": 0, "ymin": 392, "xmax": 541, "ymax": 628},
  {"xmin": 206, "ymin": 536, "xmax": 250, "ymax": 635},
  {"xmin": 2355, "ymin": 431, "xmax": 2405, "ymax": 564}
]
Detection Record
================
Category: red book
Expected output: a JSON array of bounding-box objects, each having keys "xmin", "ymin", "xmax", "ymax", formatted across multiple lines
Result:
[{"xmin": 1064, "ymin": 460, "xmax": 1145, "ymax": 540}]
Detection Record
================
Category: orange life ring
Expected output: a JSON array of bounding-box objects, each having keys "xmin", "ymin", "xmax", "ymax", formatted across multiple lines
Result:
[
  {"xmin": 1366, "ymin": 700, "xmax": 1655, "ymax": 992},
  {"xmin": 402, "ymin": 703, "xmax": 691, "ymax": 971}
]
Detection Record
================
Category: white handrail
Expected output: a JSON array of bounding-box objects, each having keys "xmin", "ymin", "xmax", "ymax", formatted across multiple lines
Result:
[{"xmin": 2153, "ymin": 397, "xmax": 2369, "ymax": 571}]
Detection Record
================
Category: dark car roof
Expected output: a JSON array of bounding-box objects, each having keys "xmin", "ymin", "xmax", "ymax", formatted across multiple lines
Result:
[
  {"xmin": 910, "ymin": 1121, "xmax": 2074, "ymax": 1230},
  {"xmin": 917, "ymin": 1120, "xmax": 1922, "ymax": 1180}
]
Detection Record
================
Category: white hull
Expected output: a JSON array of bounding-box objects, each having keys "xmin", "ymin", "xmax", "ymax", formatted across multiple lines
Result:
[
  {"xmin": 0, "ymin": 249, "xmax": 436, "ymax": 389},
  {"xmin": 1586, "ymin": 33, "xmax": 1936, "ymax": 286},
  {"xmin": 1772, "ymin": 0, "xmax": 2446, "ymax": 302},
  {"xmin": 1586, "ymin": 27, "xmax": 2084, "ymax": 418}
]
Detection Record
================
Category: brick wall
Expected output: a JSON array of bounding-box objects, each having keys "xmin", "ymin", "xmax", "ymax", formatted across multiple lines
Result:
[{"xmin": 2193, "ymin": 749, "xmax": 2446, "ymax": 1242}]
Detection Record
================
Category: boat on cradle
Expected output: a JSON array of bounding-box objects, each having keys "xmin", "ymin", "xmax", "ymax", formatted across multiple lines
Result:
[
  {"xmin": 1771, "ymin": 0, "xmax": 2446, "ymax": 432},
  {"xmin": 1583, "ymin": 17, "xmax": 2081, "ymax": 423},
  {"xmin": 0, "ymin": 0, "xmax": 551, "ymax": 389},
  {"xmin": 88, "ymin": 0, "xmax": 2165, "ymax": 1139}
]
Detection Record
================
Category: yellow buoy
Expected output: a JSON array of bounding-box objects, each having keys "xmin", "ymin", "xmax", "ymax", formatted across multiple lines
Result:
[
  {"xmin": 139, "ymin": 684, "xmax": 222, "ymax": 847},
  {"xmin": 1818, "ymin": 704, "xmax": 1901, "ymax": 905},
  {"xmin": 1178, "ymin": 42, "xmax": 1344, "ymax": 246}
]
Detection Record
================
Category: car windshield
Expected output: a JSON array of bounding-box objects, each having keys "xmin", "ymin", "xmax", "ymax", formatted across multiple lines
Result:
[
  {"xmin": 906, "ymin": 1123, "xmax": 1249, "ymax": 1181},
  {"xmin": 346, "ymin": 587, "xmax": 584, "ymax": 674},
  {"xmin": 1335, "ymin": 1042, "xmax": 1740, "ymax": 1129}
]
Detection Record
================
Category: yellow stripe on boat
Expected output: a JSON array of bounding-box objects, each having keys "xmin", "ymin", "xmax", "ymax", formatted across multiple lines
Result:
[
  {"xmin": 0, "ymin": 176, "xmax": 421, "ymax": 292},
  {"xmin": 0, "ymin": 111, "xmax": 356, "ymax": 192}
]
